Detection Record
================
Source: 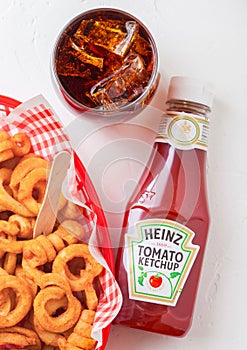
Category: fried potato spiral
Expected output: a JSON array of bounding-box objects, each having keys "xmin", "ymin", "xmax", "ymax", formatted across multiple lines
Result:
[
  {"xmin": 17, "ymin": 167, "xmax": 49, "ymax": 216},
  {"xmin": 8, "ymin": 214, "xmax": 35, "ymax": 239},
  {"xmin": 1, "ymin": 221, "xmax": 102, "ymax": 349},
  {"xmin": 0, "ymin": 131, "xmax": 14, "ymax": 163},
  {"xmin": 0, "ymin": 326, "xmax": 41, "ymax": 349},
  {"xmin": 52, "ymin": 244, "xmax": 103, "ymax": 293},
  {"xmin": 0, "ymin": 130, "xmax": 102, "ymax": 350},
  {"xmin": 22, "ymin": 222, "xmax": 82, "ymax": 285},
  {"xmin": 57, "ymin": 310, "xmax": 96, "ymax": 350},
  {"xmin": 33, "ymin": 273, "xmax": 82, "ymax": 333},
  {"xmin": 0, "ymin": 132, "xmax": 49, "ymax": 217},
  {"xmin": 9, "ymin": 156, "xmax": 48, "ymax": 198},
  {"xmin": 0, "ymin": 131, "xmax": 31, "ymax": 163},
  {"xmin": 0, "ymin": 272, "xmax": 33, "ymax": 327},
  {"xmin": 0, "ymin": 231, "xmax": 24, "ymax": 254},
  {"xmin": 11, "ymin": 132, "xmax": 32, "ymax": 157},
  {"xmin": 0, "ymin": 168, "xmax": 34, "ymax": 217}
]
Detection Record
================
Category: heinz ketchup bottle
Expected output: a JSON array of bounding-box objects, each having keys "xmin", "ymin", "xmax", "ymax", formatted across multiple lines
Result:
[{"xmin": 115, "ymin": 76, "xmax": 214, "ymax": 336}]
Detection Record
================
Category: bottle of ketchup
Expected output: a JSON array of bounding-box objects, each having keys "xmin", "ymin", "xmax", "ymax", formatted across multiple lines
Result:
[{"xmin": 114, "ymin": 76, "xmax": 214, "ymax": 336}]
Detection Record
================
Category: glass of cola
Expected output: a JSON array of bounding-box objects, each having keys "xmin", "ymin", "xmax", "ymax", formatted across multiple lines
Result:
[{"xmin": 52, "ymin": 8, "xmax": 159, "ymax": 116}]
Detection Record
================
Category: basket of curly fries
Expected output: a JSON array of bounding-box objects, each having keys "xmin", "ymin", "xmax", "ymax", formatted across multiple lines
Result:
[{"xmin": 0, "ymin": 95, "xmax": 122, "ymax": 350}]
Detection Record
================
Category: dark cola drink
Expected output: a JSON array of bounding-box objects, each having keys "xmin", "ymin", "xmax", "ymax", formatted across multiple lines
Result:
[{"xmin": 53, "ymin": 9, "xmax": 159, "ymax": 112}]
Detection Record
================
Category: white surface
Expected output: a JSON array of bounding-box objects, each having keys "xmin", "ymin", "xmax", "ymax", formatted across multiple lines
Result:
[{"xmin": 0, "ymin": 0, "xmax": 247, "ymax": 349}]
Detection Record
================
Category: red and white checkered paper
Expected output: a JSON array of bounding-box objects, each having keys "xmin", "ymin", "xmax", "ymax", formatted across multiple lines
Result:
[{"xmin": 0, "ymin": 95, "xmax": 122, "ymax": 349}]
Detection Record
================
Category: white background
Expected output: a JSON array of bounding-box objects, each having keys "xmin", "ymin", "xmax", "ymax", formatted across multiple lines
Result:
[{"xmin": 0, "ymin": 0, "xmax": 247, "ymax": 349}]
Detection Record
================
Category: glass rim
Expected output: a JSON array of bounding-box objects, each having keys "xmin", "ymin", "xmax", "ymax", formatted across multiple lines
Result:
[{"xmin": 51, "ymin": 7, "xmax": 159, "ymax": 115}]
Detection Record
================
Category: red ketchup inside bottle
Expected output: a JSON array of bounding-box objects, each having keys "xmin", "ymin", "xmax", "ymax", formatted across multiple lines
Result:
[{"xmin": 114, "ymin": 76, "xmax": 213, "ymax": 336}]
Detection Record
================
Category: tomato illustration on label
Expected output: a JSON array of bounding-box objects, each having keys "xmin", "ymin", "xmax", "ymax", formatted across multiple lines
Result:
[
  {"xmin": 138, "ymin": 266, "xmax": 181, "ymax": 293},
  {"xmin": 149, "ymin": 274, "xmax": 162, "ymax": 288}
]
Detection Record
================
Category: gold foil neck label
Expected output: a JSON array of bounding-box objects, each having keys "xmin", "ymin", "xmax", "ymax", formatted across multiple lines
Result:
[{"xmin": 156, "ymin": 112, "xmax": 209, "ymax": 151}]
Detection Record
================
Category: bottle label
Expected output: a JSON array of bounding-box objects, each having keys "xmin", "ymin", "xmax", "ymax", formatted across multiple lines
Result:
[
  {"xmin": 125, "ymin": 219, "xmax": 200, "ymax": 306},
  {"xmin": 156, "ymin": 112, "xmax": 209, "ymax": 151}
]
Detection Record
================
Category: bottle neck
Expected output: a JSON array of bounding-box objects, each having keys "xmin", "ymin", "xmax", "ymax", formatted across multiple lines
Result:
[
  {"xmin": 166, "ymin": 99, "xmax": 210, "ymax": 117},
  {"xmin": 154, "ymin": 99, "xmax": 210, "ymax": 155}
]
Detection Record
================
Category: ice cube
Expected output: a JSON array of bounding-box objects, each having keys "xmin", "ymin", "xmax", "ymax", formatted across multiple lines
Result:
[
  {"xmin": 132, "ymin": 34, "xmax": 153, "ymax": 57},
  {"xmin": 70, "ymin": 41, "xmax": 104, "ymax": 69},
  {"xmin": 90, "ymin": 53, "xmax": 150, "ymax": 110},
  {"xmin": 73, "ymin": 19, "xmax": 138, "ymax": 57},
  {"xmin": 56, "ymin": 35, "xmax": 91, "ymax": 78},
  {"xmin": 114, "ymin": 21, "xmax": 138, "ymax": 56}
]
